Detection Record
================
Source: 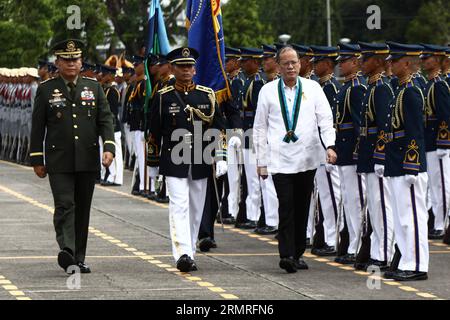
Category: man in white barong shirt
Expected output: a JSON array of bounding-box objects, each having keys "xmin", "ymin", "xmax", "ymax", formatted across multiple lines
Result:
[{"xmin": 254, "ymin": 46, "xmax": 337, "ymax": 273}]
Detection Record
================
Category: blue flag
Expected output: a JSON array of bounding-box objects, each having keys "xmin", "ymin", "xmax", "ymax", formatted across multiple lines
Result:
[{"xmin": 186, "ymin": 0, "xmax": 230, "ymax": 103}]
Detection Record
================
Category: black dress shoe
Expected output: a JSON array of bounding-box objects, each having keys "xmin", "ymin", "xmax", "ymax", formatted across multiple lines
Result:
[
  {"xmin": 131, "ymin": 190, "xmax": 141, "ymax": 196},
  {"xmin": 199, "ymin": 237, "xmax": 215, "ymax": 252},
  {"xmin": 211, "ymin": 239, "xmax": 217, "ymax": 248},
  {"xmin": 389, "ymin": 270, "xmax": 428, "ymax": 281},
  {"xmin": 77, "ymin": 262, "xmax": 91, "ymax": 274},
  {"xmin": 190, "ymin": 261, "xmax": 198, "ymax": 272},
  {"xmin": 235, "ymin": 220, "xmax": 257, "ymax": 229},
  {"xmin": 294, "ymin": 258, "xmax": 309, "ymax": 270},
  {"xmin": 279, "ymin": 257, "xmax": 297, "ymax": 273},
  {"xmin": 58, "ymin": 249, "xmax": 76, "ymax": 272},
  {"xmin": 428, "ymin": 229, "xmax": 444, "ymax": 240},
  {"xmin": 365, "ymin": 259, "xmax": 389, "ymax": 271},
  {"xmin": 146, "ymin": 192, "xmax": 157, "ymax": 200},
  {"xmin": 220, "ymin": 215, "xmax": 236, "ymax": 225},
  {"xmin": 156, "ymin": 196, "xmax": 170, "ymax": 203},
  {"xmin": 311, "ymin": 245, "xmax": 336, "ymax": 256},
  {"xmin": 255, "ymin": 226, "xmax": 278, "ymax": 235},
  {"xmin": 176, "ymin": 254, "xmax": 193, "ymax": 272},
  {"xmin": 334, "ymin": 253, "xmax": 355, "ymax": 265},
  {"xmin": 443, "ymin": 227, "xmax": 450, "ymax": 245}
]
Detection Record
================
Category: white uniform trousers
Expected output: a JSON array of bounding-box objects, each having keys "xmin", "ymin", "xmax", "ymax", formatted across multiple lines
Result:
[
  {"xmin": 166, "ymin": 168, "xmax": 207, "ymax": 262},
  {"xmin": 427, "ymin": 151, "xmax": 450, "ymax": 230},
  {"xmin": 133, "ymin": 130, "xmax": 146, "ymax": 191},
  {"xmin": 388, "ymin": 173, "xmax": 429, "ymax": 272},
  {"xmin": 316, "ymin": 165, "xmax": 341, "ymax": 247},
  {"xmin": 242, "ymin": 148, "xmax": 279, "ymax": 225},
  {"xmin": 106, "ymin": 131, "xmax": 124, "ymax": 185},
  {"xmin": 227, "ymin": 144, "xmax": 241, "ymax": 218},
  {"xmin": 337, "ymin": 165, "xmax": 366, "ymax": 254},
  {"xmin": 124, "ymin": 124, "xmax": 135, "ymax": 167},
  {"xmin": 366, "ymin": 173, "xmax": 394, "ymax": 262}
]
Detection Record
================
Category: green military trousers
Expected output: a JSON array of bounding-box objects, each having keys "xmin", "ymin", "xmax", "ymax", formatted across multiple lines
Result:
[{"xmin": 48, "ymin": 172, "xmax": 97, "ymax": 263}]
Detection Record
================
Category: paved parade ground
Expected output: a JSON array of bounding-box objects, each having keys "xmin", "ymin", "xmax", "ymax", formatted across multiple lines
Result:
[{"xmin": 0, "ymin": 159, "xmax": 449, "ymax": 301}]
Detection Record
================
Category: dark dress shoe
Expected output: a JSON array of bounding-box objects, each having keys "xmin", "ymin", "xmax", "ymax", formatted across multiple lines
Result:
[
  {"xmin": 255, "ymin": 226, "xmax": 278, "ymax": 235},
  {"xmin": 131, "ymin": 190, "xmax": 141, "ymax": 196},
  {"xmin": 311, "ymin": 245, "xmax": 336, "ymax": 256},
  {"xmin": 176, "ymin": 254, "xmax": 194, "ymax": 272},
  {"xmin": 365, "ymin": 259, "xmax": 389, "ymax": 271},
  {"xmin": 146, "ymin": 192, "xmax": 157, "ymax": 200},
  {"xmin": 279, "ymin": 257, "xmax": 297, "ymax": 273},
  {"xmin": 211, "ymin": 239, "xmax": 217, "ymax": 248},
  {"xmin": 389, "ymin": 270, "xmax": 428, "ymax": 281},
  {"xmin": 443, "ymin": 227, "xmax": 450, "ymax": 245},
  {"xmin": 428, "ymin": 229, "xmax": 444, "ymax": 240},
  {"xmin": 156, "ymin": 196, "xmax": 170, "ymax": 203},
  {"xmin": 199, "ymin": 237, "xmax": 215, "ymax": 252},
  {"xmin": 58, "ymin": 249, "xmax": 76, "ymax": 272},
  {"xmin": 190, "ymin": 261, "xmax": 198, "ymax": 271},
  {"xmin": 235, "ymin": 220, "xmax": 257, "ymax": 229},
  {"xmin": 77, "ymin": 262, "xmax": 91, "ymax": 274},
  {"xmin": 334, "ymin": 253, "xmax": 355, "ymax": 265},
  {"xmin": 294, "ymin": 258, "xmax": 309, "ymax": 270},
  {"xmin": 220, "ymin": 215, "xmax": 236, "ymax": 225}
]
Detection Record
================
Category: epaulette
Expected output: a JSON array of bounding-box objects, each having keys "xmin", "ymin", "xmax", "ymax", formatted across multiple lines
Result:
[
  {"xmin": 158, "ymin": 85, "xmax": 174, "ymax": 95},
  {"xmin": 39, "ymin": 77, "xmax": 56, "ymax": 85},
  {"xmin": 351, "ymin": 77, "xmax": 361, "ymax": 87},
  {"xmin": 82, "ymin": 76, "xmax": 98, "ymax": 82},
  {"xmin": 196, "ymin": 85, "xmax": 214, "ymax": 94}
]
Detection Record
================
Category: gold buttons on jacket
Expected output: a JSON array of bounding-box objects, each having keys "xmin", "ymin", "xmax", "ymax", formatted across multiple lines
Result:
[
  {"xmin": 75, "ymin": 136, "xmax": 79, "ymax": 140},
  {"xmin": 73, "ymin": 114, "xmax": 77, "ymax": 118},
  {"xmin": 74, "ymin": 125, "xmax": 78, "ymax": 129}
]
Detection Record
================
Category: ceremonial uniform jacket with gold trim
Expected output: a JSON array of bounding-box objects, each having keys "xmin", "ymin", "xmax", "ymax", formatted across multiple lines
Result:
[
  {"xmin": 29, "ymin": 76, "xmax": 115, "ymax": 173},
  {"xmin": 384, "ymin": 79, "xmax": 427, "ymax": 177}
]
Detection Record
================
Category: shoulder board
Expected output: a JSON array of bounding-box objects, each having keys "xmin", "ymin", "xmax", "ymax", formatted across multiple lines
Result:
[
  {"xmin": 196, "ymin": 85, "xmax": 214, "ymax": 94},
  {"xmin": 39, "ymin": 77, "xmax": 56, "ymax": 85},
  {"xmin": 158, "ymin": 85, "xmax": 174, "ymax": 95},
  {"xmin": 82, "ymin": 76, "xmax": 98, "ymax": 82}
]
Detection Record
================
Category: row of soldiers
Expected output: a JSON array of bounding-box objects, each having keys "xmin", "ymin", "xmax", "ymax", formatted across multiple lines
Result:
[{"xmin": 218, "ymin": 41, "xmax": 450, "ymax": 280}]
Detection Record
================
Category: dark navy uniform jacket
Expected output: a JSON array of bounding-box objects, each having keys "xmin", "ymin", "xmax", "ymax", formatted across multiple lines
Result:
[
  {"xmin": 105, "ymin": 83, "xmax": 121, "ymax": 132},
  {"xmin": 321, "ymin": 76, "xmax": 341, "ymax": 121},
  {"xmin": 384, "ymin": 79, "xmax": 427, "ymax": 177},
  {"xmin": 357, "ymin": 76, "xmax": 394, "ymax": 173},
  {"xmin": 149, "ymin": 83, "xmax": 227, "ymax": 180},
  {"xmin": 334, "ymin": 76, "xmax": 367, "ymax": 166},
  {"xmin": 121, "ymin": 82, "xmax": 135, "ymax": 125},
  {"xmin": 413, "ymin": 72, "xmax": 427, "ymax": 93},
  {"xmin": 128, "ymin": 78, "xmax": 146, "ymax": 131},
  {"xmin": 423, "ymin": 75, "xmax": 450, "ymax": 151}
]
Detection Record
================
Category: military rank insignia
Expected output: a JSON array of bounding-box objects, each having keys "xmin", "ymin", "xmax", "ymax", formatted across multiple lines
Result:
[
  {"xmin": 403, "ymin": 140, "xmax": 420, "ymax": 171},
  {"xmin": 49, "ymin": 89, "xmax": 66, "ymax": 108},
  {"xmin": 81, "ymin": 88, "xmax": 95, "ymax": 100},
  {"xmin": 437, "ymin": 121, "xmax": 450, "ymax": 147}
]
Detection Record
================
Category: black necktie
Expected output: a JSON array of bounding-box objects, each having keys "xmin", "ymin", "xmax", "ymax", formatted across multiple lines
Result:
[{"xmin": 68, "ymin": 82, "xmax": 76, "ymax": 100}]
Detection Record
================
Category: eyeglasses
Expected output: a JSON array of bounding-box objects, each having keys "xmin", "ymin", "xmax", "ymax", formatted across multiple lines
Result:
[{"xmin": 280, "ymin": 60, "xmax": 300, "ymax": 67}]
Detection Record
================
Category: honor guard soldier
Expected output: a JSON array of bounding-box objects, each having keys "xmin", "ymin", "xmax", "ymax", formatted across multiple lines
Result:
[
  {"xmin": 356, "ymin": 42, "xmax": 395, "ymax": 270},
  {"xmin": 149, "ymin": 47, "xmax": 228, "ymax": 272},
  {"xmin": 292, "ymin": 44, "xmax": 319, "ymax": 82},
  {"xmin": 334, "ymin": 43, "xmax": 367, "ymax": 265},
  {"xmin": 38, "ymin": 60, "xmax": 50, "ymax": 82},
  {"xmin": 29, "ymin": 39, "xmax": 115, "ymax": 274},
  {"xmin": 101, "ymin": 65, "xmax": 123, "ymax": 186},
  {"xmin": 223, "ymin": 46, "xmax": 244, "ymax": 225},
  {"xmin": 411, "ymin": 48, "xmax": 428, "ymax": 93},
  {"xmin": 80, "ymin": 61, "xmax": 97, "ymax": 79},
  {"xmin": 442, "ymin": 46, "xmax": 450, "ymax": 244},
  {"xmin": 309, "ymin": 45, "xmax": 342, "ymax": 256},
  {"xmin": 261, "ymin": 44, "xmax": 280, "ymax": 82},
  {"xmin": 420, "ymin": 44, "xmax": 450, "ymax": 240},
  {"xmin": 121, "ymin": 65, "xmax": 136, "ymax": 171},
  {"xmin": 382, "ymin": 42, "xmax": 429, "ymax": 281},
  {"xmin": 128, "ymin": 55, "xmax": 147, "ymax": 196},
  {"xmin": 236, "ymin": 48, "xmax": 278, "ymax": 233}
]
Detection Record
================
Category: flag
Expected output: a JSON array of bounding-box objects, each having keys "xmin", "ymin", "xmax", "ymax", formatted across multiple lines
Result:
[
  {"xmin": 186, "ymin": 0, "xmax": 230, "ymax": 103},
  {"xmin": 144, "ymin": 0, "xmax": 170, "ymax": 114}
]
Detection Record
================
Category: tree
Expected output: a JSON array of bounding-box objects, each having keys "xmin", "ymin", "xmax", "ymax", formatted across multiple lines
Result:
[
  {"xmin": 405, "ymin": 0, "xmax": 450, "ymax": 44},
  {"xmin": 222, "ymin": 0, "xmax": 274, "ymax": 47}
]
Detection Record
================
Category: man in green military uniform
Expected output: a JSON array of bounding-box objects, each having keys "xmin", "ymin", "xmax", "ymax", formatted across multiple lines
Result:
[{"xmin": 29, "ymin": 39, "xmax": 115, "ymax": 274}]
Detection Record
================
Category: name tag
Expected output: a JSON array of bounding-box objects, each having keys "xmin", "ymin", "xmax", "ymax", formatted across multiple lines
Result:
[
  {"xmin": 169, "ymin": 106, "xmax": 180, "ymax": 113},
  {"xmin": 197, "ymin": 104, "xmax": 209, "ymax": 110}
]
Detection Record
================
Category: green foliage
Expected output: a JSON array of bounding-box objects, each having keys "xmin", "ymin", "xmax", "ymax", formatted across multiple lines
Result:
[{"xmin": 222, "ymin": 0, "xmax": 274, "ymax": 47}]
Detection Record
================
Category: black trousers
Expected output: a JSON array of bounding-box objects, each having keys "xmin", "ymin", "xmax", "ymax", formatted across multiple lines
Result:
[
  {"xmin": 49, "ymin": 172, "xmax": 97, "ymax": 262},
  {"xmin": 199, "ymin": 171, "xmax": 226, "ymax": 240},
  {"xmin": 272, "ymin": 170, "xmax": 316, "ymax": 259}
]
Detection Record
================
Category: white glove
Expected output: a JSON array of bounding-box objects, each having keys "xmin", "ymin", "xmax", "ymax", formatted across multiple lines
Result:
[
  {"xmin": 228, "ymin": 136, "xmax": 241, "ymax": 149},
  {"xmin": 215, "ymin": 160, "xmax": 227, "ymax": 178},
  {"xmin": 374, "ymin": 164, "xmax": 385, "ymax": 178},
  {"xmin": 405, "ymin": 174, "xmax": 418, "ymax": 185},
  {"xmin": 437, "ymin": 149, "xmax": 449, "ymax": 159},
  {"xmin": 325, "ymin": 163, "xmax": 334, "ymax": 173}
]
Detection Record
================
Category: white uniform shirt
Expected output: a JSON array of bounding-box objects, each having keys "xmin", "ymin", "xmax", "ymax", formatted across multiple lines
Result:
[{"xmin": 253, "ymin": 77, "xmax": 335, "ymax": 174}]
